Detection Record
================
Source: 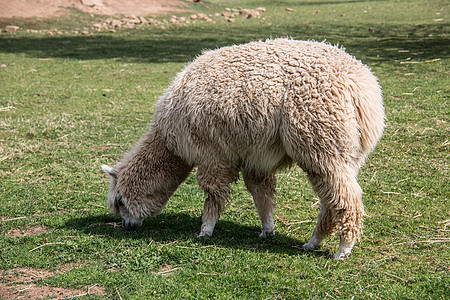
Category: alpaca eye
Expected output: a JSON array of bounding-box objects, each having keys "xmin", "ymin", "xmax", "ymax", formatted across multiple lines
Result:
[{"xmin": 116, "ymin": 195, "xmax": 124, "ymax": 207}]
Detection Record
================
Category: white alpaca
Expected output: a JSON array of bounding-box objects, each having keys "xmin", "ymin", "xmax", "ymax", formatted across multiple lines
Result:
[{"xmin": 102, "ymin": 39, "xmax": 384, "ymax": 259}]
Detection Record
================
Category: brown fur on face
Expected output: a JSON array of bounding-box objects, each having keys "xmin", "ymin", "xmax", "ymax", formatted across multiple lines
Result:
[{"xmin": 102, "ymin": 39, "xmax": 384, "ymax": 258}]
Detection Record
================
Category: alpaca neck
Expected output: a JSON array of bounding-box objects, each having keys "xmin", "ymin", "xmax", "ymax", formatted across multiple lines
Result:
[{"xmin": 118, "ymin": 127, "xmax": 193, "ymax": 217}]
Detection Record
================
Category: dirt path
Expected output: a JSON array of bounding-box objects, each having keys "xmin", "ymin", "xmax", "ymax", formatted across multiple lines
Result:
[{"xmin": 0, "ymin": 0, "xmax": 190, "ymax": 18}]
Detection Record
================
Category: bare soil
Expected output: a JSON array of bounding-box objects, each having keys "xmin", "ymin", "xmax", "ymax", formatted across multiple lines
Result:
[
  {"xmin": 8, "ymin": 226, "xmax": 48, "ymax": 237},
  {"xmin": 0, "ymin": 266, "xmax": 105, "ymax": 299},
  {"xmin": 0, "ymin": 0, "xmax": 190, "ymax": 18}
]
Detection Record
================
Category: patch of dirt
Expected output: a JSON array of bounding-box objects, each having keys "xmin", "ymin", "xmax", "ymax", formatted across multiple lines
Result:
[
  {"xmin": 8, "ymin": 226, "xmax": 48, "ymax": 237},
  {"xmin": 0, "ymin": 267, "xmax": 105, "ymax": 299},
  {"xmin": 0, "ymin": 0, "xmax": 192, "ymax": 19}
]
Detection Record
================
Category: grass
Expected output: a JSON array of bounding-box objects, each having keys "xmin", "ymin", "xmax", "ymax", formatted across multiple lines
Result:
[{"xmin": 0, "ymin": 0, "xmax": 449, "ymax": 298}]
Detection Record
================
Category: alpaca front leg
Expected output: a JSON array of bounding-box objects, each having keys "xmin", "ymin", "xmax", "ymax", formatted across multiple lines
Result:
[
  {"xmin": 197, "ymin": 163, "xmax": 238, "ymax": 238},
  {"xmin": 199, "ymin": 195, "xmax": 222, "ymax": 237},
  {"xmin": 243, "ymin": 172, "xmax": 276, "ymax": 238}
]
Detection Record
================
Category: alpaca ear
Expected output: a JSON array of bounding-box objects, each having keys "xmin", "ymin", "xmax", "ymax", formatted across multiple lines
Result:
[{"xmin": 101, "ymin": 165, "xmax": 117, "ymax": 179}]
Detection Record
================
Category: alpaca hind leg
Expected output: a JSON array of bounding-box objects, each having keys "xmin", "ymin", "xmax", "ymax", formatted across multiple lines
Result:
[
  {"xmin": 305, "ymin": 171, "xmax": 364, "ymax": 259},
  {"xmin": 197, "ymin": 163, "xmax": 239, "ymax": 237},
  {"xmin": 303, "ymin": 203, "xmax": 334, "ymax": 250},
  {"xmin": 243, "ymin": 171, "xmax": 276, "ymax": 237},
  {"xmin": 333, "ymin": 195, "xmax": 364, "ymax": 260}
]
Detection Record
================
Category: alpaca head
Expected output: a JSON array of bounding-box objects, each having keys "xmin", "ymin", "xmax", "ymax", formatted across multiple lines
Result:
[{"xmin": 101, "ymin": 165, "xmax": 144, "ymax": 230}]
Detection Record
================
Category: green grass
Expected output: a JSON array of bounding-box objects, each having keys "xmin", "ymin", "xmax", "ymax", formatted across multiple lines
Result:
[{"xmin": 1, "ymin": 0, "xmax": 449, "ymax": 298}]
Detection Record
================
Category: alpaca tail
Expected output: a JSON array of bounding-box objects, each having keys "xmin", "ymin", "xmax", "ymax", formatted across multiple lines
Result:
[{"xmin": 348, "ymin": 66, "xmax": 385, "ymax": 155}]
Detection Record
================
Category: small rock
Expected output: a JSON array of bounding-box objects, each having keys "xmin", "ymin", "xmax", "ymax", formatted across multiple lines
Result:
[
  {"xmin": 240, "ymin": 9, "xmax": 260, "ymax": 18},
  {"xmin": 128, "ymin": 18, "xmax": 142, "ymax": 24},
  {"xmin": 214, "ymin": 13, "xmax": 220, "ymax": 17},
  {"xmin": 47, "ymin": 31, "xmax": 53, "ymax": 36},
  {"xmin": 197, "ymin": 13, "xmax": 208, "ymax": 20},
  {"xmin": 123, "ymin": 15, "xmax": 141, "ymax": 24},
  {"xmin": 1, "ymin": 64, "xmax": 6, "ymax": 68},
  {"xmin": 340, "ymin": 14, "xmax": 345, "ymax": 17},
  {"xmin": 286, "ymin": 8, "xmax": 294, "ymax": 12},
  {"xmin": 255, "ymin": 7, "xmax": 266, "ymax": 12},
  {"xmin": 93, "ymin": 23, "xmax": 102, "ymax": 30},
  {"xmin": 109, "ymin": 29, "xmax": 116, "ymax": 33},
  {"xmin": 111, "ymin": 20, "xmax": 122, "ymax": 28},
  {"xmin": 190, "ymin": 14, "xmax": 198, "ymax": 19},
  {"xmin": 5, "ymin": 25, "xmax": 20, "ymax": 33},
  {"xmin": 228, "ymin": 18, "xmax": 235, "ymax": 23},
  {"xmin": 81, "ymin": 30, "xmax": 89, "ymax": 35},
  {"xmin": 139, "ymin": 16, "xmax": 148, "ymax": 24},
  {"xmin": 316, "ymin": 10, "xmax": 322, "ymax": 14}
]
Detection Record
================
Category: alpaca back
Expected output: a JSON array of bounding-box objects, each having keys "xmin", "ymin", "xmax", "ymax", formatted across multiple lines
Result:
[{"xmin": 154, "ymin": 39, "xmax": 384, "ymax": 173}]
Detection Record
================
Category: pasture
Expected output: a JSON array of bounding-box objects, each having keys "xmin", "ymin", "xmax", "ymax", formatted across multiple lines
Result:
[{"xmin": 0, "ymin": 0, "xmax": 448, "ymax": 298}]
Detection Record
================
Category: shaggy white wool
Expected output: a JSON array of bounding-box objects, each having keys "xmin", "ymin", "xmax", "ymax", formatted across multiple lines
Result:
[{"xmin": 103, "ymin": 39, "xmax": 384, "ymax": 259}]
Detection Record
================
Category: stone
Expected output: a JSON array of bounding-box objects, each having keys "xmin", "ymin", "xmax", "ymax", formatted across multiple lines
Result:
[
  {"xmin": 196, "ymin": 13, "xmax": 208, "ymax": 20},
  {"xmin": 5, "ymin": 25, "xmax": 20, "ymax": 33},
  {"xmin": 111, "ymin": 20, "xmax": 122, "ymax": 28},
  {"xmin": 240, "ymin": 9, "xmax": 260, "ymax": 18},
  {"xmin": 93, "ymin": 23, "xmax": 102, "ymax": 30}
]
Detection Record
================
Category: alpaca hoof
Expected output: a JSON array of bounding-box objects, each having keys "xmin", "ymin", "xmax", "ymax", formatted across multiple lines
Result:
[
  {"xmin": 333, "ymin": 252, "xmax": 349, "ymax": 260},
  {"xmin": 198, "ymin": 231, "xmax": 212, "ymax": 238},
  {"xmin": 334, "ymin": 239, "xmax": 354, "ymax": 259},
  {"xmin": 333, "ymin": 249, "xmax": 351, "ymax": 260},
  {"xmin": 259, "ymin": 230, "xmax": 275, "ymax": 238},
  {"xmin": 302, "ymin": 242, "xmax": 318, "ymax": 251}
]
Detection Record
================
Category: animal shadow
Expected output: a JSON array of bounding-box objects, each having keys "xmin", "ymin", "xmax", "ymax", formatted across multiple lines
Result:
[{"xmin": 65, "ymin": 213, "xmax": 330, "ymax": 258}]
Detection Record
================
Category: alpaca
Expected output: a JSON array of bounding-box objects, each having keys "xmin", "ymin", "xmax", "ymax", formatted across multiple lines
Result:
[{"xmin": 102, "ymin": 39, "xmax": 384, "ymax": 259}]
